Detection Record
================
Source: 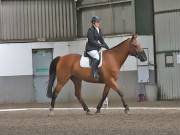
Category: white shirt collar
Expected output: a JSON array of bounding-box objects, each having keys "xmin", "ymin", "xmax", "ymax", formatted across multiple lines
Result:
[{"xmin": 95, "ymin": 26, "xmax": 99, "ymax": 34}]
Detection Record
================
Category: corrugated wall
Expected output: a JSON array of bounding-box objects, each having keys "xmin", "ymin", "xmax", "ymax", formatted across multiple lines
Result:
[
  {"xmin": 135, "ymin": 0, "xmax": 153, "ymax": 35},
  {"xmin": 0, "ymin": 0, "xmax": 76, "ymax": 42},
  {"xmin": 81, "ymin": 0, "xmax": 109, "ymax": 5},
  {"xmin": 154, "ymin": 0, "xmax": 180, "ymax": 99},
  {"xmin": 154, "ymin": 0, "xmax": 180, "ymax": 12},
  {"xmin": 77, "ymin": 0, "xmax": 135, "ymax": 36}
]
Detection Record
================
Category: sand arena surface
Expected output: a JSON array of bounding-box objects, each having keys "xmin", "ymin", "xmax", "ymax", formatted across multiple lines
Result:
[{"xmin": 0, "ymin": 106, "xmax": 180, "ymax": 135}]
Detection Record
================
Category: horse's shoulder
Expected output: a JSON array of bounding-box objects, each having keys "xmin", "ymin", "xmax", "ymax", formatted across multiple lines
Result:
[{"xmin": 102, "ymin": 50, "xmax": 110, "ymax": 57}]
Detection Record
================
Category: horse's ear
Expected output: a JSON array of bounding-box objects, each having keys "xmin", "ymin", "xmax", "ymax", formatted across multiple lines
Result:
[{"xmin": 132, "ymin": 33, "xmax": 137, "ymax": 40}]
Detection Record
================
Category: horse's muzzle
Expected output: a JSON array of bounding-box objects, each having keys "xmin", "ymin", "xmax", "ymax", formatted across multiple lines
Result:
[{"xmin": 136, "ymin": 50, "xmax": 147, "ymax": 62}]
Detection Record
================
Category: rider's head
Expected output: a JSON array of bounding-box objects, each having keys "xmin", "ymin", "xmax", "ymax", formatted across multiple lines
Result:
[{"xmin": 91, "ymin": 16, "xmax": 101, "ymax": 28}]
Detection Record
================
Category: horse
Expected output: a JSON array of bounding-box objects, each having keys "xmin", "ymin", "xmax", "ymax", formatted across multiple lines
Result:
[{"xmin": 46, "ymin": 34, "xmax": 147, "ymax": 115}]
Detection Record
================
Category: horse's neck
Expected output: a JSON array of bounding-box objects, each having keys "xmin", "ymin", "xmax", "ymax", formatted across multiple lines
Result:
[{"xmin": 110, "ymin": 40, "xmax": 129, "ymax": 69}]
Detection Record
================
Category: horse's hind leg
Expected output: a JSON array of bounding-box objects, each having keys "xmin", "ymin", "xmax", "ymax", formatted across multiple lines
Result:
[
  {"xmin": 71, "ymin": 77, "xmax": 90, "ymax": 114},
  {"xmin": 49, "ymin": 75, "xmax": 70, "ymax": 116},
  {"xmin": 109, "ymin": 79, "xmax": 130, "ymax": 114},
  {"xmin": 49, "ymin": 83, "xmax": 64, "ymax": 116},
  {"xmin": 96, "ymin": 85, "xmax": 110, "ymax": 113}
]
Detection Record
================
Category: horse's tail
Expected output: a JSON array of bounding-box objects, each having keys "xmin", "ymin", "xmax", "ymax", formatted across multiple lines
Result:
[{"xmin": 46, "ymin": 56, "xmax": 60, "ymax": 98}]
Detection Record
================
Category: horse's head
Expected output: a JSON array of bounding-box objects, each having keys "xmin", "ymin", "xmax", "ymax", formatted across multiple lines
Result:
[{"xmin": 128, "ymin": 34, "xmax": 147, "ymax": 62}]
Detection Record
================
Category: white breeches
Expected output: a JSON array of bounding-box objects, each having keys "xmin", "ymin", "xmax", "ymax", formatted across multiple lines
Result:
[{"xmin": 87, "ymin": 50, "xmax": 100, "ymax": 60}]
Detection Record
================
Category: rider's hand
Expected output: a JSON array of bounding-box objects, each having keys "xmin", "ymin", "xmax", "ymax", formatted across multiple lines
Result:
[{"xmin": 101, "ymin": 44, "xmax": 109, "ymax": 50}]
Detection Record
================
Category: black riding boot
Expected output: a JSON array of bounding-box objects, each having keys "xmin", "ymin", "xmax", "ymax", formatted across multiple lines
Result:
[{"xmin": 91, "ymin": 59, "xmax": 100, "ymax": 80}]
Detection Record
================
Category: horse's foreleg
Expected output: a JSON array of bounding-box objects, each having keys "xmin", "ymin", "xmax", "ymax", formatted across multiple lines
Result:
[
  {"xmin": 116, "ymin": 90, "xmax": 130, "ymax": 114},
  {"xmin": 71, "ymin": 77, "xmax": 90, "ymax": 114},
  {"xmin": 109, "ymin": 79, "xmax": 129, "ymax": 114},
  {"xmin": 96, "ymin": 85, "xmax": 110, "ymax": 113}
]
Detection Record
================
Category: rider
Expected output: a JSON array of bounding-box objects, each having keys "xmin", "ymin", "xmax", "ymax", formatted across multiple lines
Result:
[{"xmin": 85, "ymin": 16, "xmax": 109, "ymax": 80}]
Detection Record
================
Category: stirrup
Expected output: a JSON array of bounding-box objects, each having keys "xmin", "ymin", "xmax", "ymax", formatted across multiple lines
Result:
[{"xmin": 93, "ymin": 70, "xmax": 99, "ymax": 80}]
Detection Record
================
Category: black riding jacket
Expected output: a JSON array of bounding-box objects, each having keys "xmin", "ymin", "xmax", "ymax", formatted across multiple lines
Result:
[{"xmin": 85, "ymin": 26, "xmax": 109, "ymax": 52}]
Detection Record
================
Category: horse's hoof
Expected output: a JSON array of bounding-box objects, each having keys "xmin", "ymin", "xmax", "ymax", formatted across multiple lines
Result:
[
  {"xmin": 86, "ymin": 111, "xmax": 93, "ymax": 115},
  {"xmin": 95, "ymin": 110, "xmax": 101, "ymax": 114},
  {"xmin": 48, "ymin": 108, "xmax": 54, "ymax": 116},
  {"xmin": 124, "ymin": 108, "xmax": 130, "ymax": 114}
]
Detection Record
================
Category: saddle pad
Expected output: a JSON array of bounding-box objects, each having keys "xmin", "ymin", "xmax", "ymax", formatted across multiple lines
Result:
[{"xmin": 80, "ymin": 52, "xmax": 103, "ymax": 68}]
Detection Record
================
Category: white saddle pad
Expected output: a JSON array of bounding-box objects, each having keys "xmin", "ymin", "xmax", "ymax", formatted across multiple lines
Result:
[{"xmin": 80, "ymin": 52, "xmax": 103, "ymax": 68}]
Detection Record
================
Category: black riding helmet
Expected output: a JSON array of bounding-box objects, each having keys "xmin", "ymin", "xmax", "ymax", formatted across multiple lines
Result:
[{"xmin": 91, "ymin": 16, "xmax": 101, "ymax": 24}]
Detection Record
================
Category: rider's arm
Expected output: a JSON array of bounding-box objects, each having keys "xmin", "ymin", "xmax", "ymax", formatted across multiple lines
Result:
[{"xmin": 99, "ymin": 31, "xmax": 109, "ymax": 49}]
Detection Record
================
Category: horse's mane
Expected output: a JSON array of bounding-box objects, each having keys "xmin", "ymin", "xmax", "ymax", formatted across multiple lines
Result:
[{"xmin": 108, "ymin": 38, "xmax": 130, "ymax": 50}]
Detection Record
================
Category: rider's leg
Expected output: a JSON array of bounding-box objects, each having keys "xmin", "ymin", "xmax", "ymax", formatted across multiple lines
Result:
[
  {"xmin": 87, "ymin": 50, "xmax": 100, "ymax": 79},
  {"xmin": 91, "ymin": 59, "xmax": 100, "ymax": 79}
]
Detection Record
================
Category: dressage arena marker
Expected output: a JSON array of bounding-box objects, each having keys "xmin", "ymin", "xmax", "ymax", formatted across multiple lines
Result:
[{"xmin": 1, "ymin": 107, "xmax": 180, "ymax": 112}]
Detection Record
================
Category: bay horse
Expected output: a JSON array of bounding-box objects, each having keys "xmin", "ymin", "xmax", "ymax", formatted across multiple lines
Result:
[{"xmin": 46, "ymin": 34, "xmax": 147, "ymax": 115}]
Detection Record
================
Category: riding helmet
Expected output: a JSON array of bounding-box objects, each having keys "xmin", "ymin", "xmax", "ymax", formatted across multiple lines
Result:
[{"xmin": 91, "ymin": 16, "xmax": 101, "ymax": 23}]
